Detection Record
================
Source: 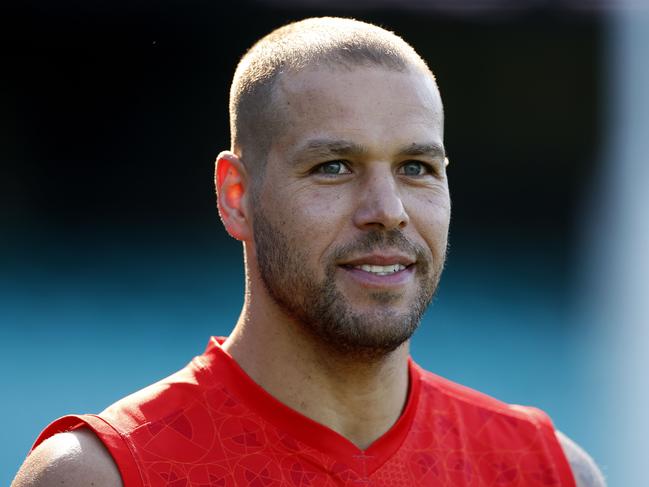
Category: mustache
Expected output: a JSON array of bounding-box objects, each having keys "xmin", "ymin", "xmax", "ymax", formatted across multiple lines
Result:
[{"xmin": 330, "ymin": 229, "xmax": 430, "ymax": 270}]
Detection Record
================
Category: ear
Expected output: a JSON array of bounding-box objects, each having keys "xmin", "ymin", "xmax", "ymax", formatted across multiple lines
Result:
[{"xmin": 215, "ymin": 151, "xmax": 252, "ymax": 241}]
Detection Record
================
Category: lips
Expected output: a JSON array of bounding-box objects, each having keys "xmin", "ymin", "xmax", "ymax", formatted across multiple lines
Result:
[
  {"xmin": 340, "ymin": 252, "xmax": 415, "ymax": 267},
  {"xmin": 339, "ymin": 252, "xmax": 416, "ymax": 282},
  {"xmin": 351, "ymin": 263, "xmax": 407, "ymax": 276}
]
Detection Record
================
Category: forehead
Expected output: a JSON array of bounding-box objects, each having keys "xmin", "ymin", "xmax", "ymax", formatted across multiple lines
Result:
[{"xmin": 269, "ymin": 66, "xmax": 444, "ymax": 158}]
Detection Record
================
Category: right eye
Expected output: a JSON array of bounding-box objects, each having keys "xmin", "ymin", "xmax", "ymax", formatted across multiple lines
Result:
[{"xmin": 314, "ymin": 161, "xmax": 352, "ymax": 176}]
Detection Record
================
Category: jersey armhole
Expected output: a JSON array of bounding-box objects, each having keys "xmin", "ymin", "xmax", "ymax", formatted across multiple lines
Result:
[
  {"xmin": 511, "ymin": 405, "xmax": 577, "ymax": 487},
  {"xmin": 31, "ymin": 414, "xmax": 144, "ymax": 487}
]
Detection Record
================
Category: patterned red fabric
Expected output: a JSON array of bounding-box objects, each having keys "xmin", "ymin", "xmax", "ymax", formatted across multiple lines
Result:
[{"xmin": 32, "ymin": 337, "xmax": 575, "ymax": 486}]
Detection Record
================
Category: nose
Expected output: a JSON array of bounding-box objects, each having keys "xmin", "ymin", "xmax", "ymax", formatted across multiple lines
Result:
[{"xmin": 352, "ymin": 168, "xmax": 409, "ymax": 231}]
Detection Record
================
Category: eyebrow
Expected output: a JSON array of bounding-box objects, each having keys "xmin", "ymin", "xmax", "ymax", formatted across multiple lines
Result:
[
  {"xmin": 295, "ymin": 139, "xmax": 369, "ymax": 158},
  {"xmin": 293, "ymin": 139, "xmax": 446, "ymax": 160},
  {"xmin": 397, "ymin": 142, "xmax": 446, "ymax": 159}
]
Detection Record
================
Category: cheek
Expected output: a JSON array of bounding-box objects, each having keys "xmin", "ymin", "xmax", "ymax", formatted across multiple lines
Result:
[
  {"xmin": 423, "ymin": 211, "xmax": 450, "ymax": 241},
  {"xmin": 412, "ymin": 198, "xmax": 451, "ymax": 256},
  {"xmin": 290, "ymin": 189, "xmax": 349, "ymax": 231},
  {"xmin": 287, "ymin": 190, "xmax": 354, "ymax": 265}
]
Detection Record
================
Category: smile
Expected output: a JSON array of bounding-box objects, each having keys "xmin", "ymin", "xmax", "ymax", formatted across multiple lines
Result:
[
  {"xmin": 340, "ymin": 261, "xmax": 415, "ymax": 289},
  {"xmin": 352, "ymin": 264, "xmax": 407, "ymax": 276}
]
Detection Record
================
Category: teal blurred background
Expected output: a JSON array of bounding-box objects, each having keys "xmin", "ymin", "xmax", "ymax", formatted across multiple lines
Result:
[{"xmin": 3, "ymin": 1, "xmax": 647, "ymax": 485}]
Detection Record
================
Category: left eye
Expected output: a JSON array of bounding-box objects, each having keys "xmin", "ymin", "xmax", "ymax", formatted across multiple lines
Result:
[{"xmin": 399, "ymin": 161, "xmax": 429, "ymax": 176}]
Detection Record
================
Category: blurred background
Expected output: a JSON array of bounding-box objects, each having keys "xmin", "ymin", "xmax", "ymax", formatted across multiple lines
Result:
[{"xmin": 2, "ymin": 0, "xmax": 647, "ymax": 485}]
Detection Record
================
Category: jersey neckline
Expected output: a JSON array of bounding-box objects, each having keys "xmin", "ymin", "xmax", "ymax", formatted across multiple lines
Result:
[{"xmin": 198, "ymin": 336, "xmax": 421, "ymax": 476}]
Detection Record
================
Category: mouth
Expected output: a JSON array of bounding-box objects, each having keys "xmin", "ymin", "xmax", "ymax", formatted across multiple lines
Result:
[
  {"xmin": 338, "ymin": 253, "xmax": 416, "ymax": 287},
  {"xmin": 343, "ymin": 263, "xmax": 410, "ymax": 276}
]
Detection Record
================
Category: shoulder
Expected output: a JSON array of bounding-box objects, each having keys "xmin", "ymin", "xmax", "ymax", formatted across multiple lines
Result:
[
  {"xmin": 416, "ymin": 367, "xmax": 607, "ymax": 486},
  {"xmin": 556, "ymin": 430, "xmax": 607, "ymax": 487},
  {"xmin": 100, "ymin": 356, "xmax": 209, "ymax": 432},
  {"xmin": 11, "ymin": 428, "xmax": 122, "ymax": 487},
  {"xmin": 417, "ymin": 366, "xmax": 529, "ymax": 415}
]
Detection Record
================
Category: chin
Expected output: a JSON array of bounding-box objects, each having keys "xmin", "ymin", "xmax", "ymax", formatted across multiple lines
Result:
[{"xmin": 306, "ymin": 308, "xmax": 420, "ymax": 359}]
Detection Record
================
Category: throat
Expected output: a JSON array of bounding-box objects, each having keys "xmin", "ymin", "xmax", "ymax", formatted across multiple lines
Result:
[
  {"xmin": 275, "ymin": 344, "xmax": 411, "ymax": 449},
  {"xmin": 225, "ymin": 302, "xmax": 412, "ymax": 449},
  {"xmin": 316, "ymin": 383, "xmax": 410, "ymax": 450}
]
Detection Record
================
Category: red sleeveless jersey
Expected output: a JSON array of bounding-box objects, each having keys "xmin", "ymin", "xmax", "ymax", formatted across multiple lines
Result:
[{"xmin": 32, "ymin": 337, "xmax": 575, "ymax": 486}]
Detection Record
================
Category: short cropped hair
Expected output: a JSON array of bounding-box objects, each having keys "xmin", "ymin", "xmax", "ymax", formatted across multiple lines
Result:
[{"xmin": 229, "ymin": 17, "xmax": 436, "ymax": 178}]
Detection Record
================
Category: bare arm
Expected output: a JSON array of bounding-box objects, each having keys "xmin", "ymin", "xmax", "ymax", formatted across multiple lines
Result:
[
  {"xmin": 11, "ymin": 428, "xmax": 123, "ymax": 487},
  {"xmin": 556, "ymin": 430, "xmax": 606, "ymax": 487}
]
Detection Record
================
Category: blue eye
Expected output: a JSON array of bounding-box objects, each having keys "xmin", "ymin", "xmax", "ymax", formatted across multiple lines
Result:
[
  {"xmin": 316, "ymin": 161, "xmax": 350, "ymax": 175},
  {"xmin": 400, "ymin": 161, "xmax": 427, "ymax": 176}
]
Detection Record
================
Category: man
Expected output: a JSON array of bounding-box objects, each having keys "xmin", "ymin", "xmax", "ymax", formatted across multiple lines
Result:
[{"xmin": 12, "ymin": 17, "xmax": 605, "ymax": 487}]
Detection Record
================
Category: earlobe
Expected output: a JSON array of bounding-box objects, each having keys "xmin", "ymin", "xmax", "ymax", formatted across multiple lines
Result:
[{"xmin": 215, "ymin": 151, "xmax": 251, "ymax": 241}]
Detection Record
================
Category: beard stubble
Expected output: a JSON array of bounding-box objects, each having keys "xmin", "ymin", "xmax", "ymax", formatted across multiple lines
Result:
[{"xmin": 252, "ymin": 206, "xmax": 443, "ymax": 359}]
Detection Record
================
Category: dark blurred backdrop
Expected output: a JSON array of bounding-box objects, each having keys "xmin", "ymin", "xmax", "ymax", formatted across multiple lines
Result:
[{"xmin": 2, "ymin": 0, "xmax": 620, "ymax": 484}]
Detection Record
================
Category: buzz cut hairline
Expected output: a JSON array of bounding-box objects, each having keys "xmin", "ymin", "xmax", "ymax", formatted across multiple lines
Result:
[{"xmin": 228, "ymin": 17, "xmax": 437, "ymax": 181}]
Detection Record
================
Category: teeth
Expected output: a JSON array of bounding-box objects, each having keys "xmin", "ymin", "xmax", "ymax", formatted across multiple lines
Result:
[{"xmin": 353, "ymin": 264, "xmax": 406, "ymax": 275}]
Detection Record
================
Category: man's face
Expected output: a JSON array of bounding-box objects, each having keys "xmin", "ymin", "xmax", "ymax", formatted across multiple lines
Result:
[{"xmin": 250, "ymin": 66, "xmax": 450, "ymax": 357}]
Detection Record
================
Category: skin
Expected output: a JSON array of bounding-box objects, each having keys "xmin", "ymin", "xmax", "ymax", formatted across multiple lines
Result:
[
  {"xmin": 249, "ymin": 67, "xmax": 448, "ymax": 359},
  {"xmin": 557, "ymin": 431, "xmax": 607, "ymax": 487},
  {"xmin": 12, "ymin": 65, "xmax": 606, "ymax": 486},
  {"xmin": 220, "ymin": 66, "xmax": 450, "ymax": 449},
  {"xmin": 11, "ymin": 429, "xmax": 122, "ymax": 487}
]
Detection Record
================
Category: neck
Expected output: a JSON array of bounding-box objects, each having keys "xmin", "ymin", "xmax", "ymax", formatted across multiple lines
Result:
[{"xmin": 222, "ymin": 293, "xmax": 411, "ymax": 450}]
